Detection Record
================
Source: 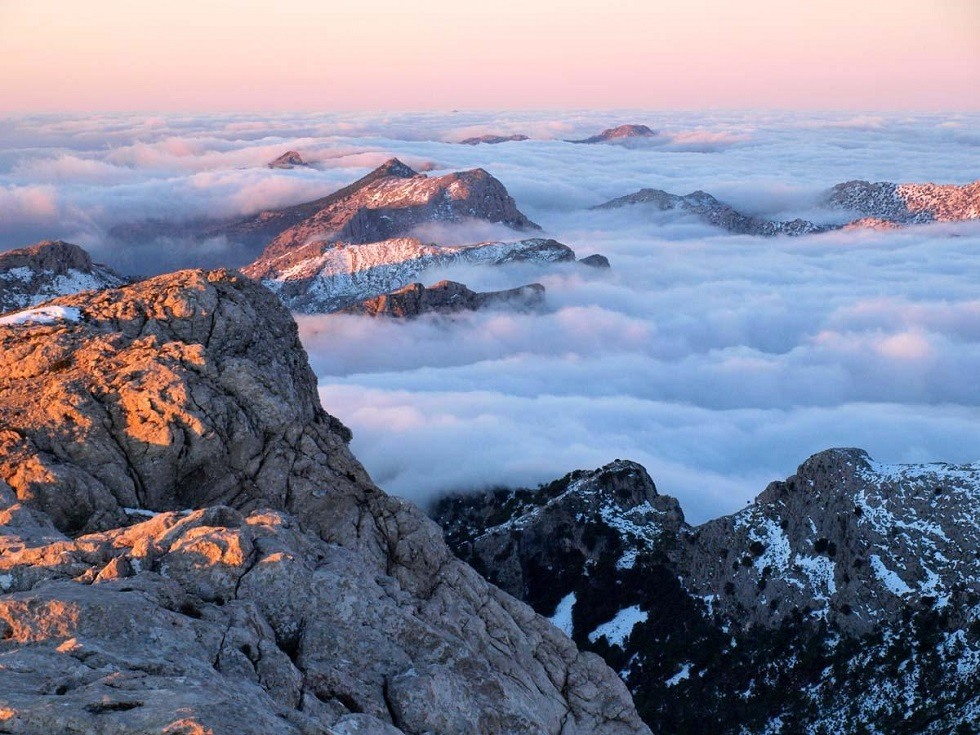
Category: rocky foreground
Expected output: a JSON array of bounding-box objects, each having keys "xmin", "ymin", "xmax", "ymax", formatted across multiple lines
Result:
[
  {"xmin": 433, "ymin": 452, "xmax": 980, "ymax": 734},
  {"xmin": 0, "ymin": 270, "xmax": 649, "ymax": 735}
]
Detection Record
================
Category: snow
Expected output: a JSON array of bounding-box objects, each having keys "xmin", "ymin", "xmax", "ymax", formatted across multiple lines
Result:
[
  {"xmin": 0, "ymin": 573, "xmax": 12, "ymax": 592},
  {"xmin": 588, "ymin": 605, "xmax": 648, "ymax": 647},
  {"xmin": 549, "ymin": 592, "xmax": 576, "ymax": 637},
  {"xmin": 665, "ymin": 663, "xmax": 691, "ymax": 687},
  {"xmin": 869, "ymin": 554, "xmax": 913, "ymax": 596},
  {"xmin": 794, "ymin": 554, "xmax": 837, "ymax": 599},
  {"xmin": 123, "ymin": 507, "xmax": 159, "ymax": 518},
  {"xmin": 0, "ymin": 305, "xmax": 81, "ymax": 326}
]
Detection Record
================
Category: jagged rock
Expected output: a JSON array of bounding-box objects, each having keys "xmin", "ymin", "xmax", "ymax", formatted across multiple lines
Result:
[
  {"xmin": 433, "ymin": 451, "xmax": 980, "ymax": 734},
  {"xmin": 266, "ymin": 150, "xmax": 310, "ymax": 169},
  {"xmin": 459, "ymin": 134, "xmax": 530, "ymax": 145},
  {"xmin": 568, "ymin": 125, "xmax": 658, "ymax": 144},
  {"xmin": 0, "ymin": 270, "xmax": 650, "ymax": 735},
  {"xmin": 593, "ymin": 188, "xmax": 831, "ymax": 237},
  {"xmin": 0, "ymin": 241, "xmax": 127, "ymax": 314},
  {"xmin": 342, "ymin": 280, "xmax": 546, "ymax": 318},
  {"xmin": 828, "ymin": 180, "xmax": 980, "ymax": 223},
  {"xmin": 579, "ymin": 254, "xmax": 611, "ymax": 268},
  {"xmin": 245, "ymin": 237, "xmax": 575, "ymax": 313}
]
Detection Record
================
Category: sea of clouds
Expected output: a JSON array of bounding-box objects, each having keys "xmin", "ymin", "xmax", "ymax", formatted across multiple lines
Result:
[{"xmin": 1, "ymin": 110, "xmax": 978, "ymax": 522}]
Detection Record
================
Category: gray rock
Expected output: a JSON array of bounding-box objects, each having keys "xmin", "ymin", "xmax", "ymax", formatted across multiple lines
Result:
[
  {"xmin": 568, "ymin": 125, "xmax": 658, "ymax": 144},
  {"xmin": 342, "ymin": 280, "xmax": 546, "ymax": 318},
  {"xmin": 459, "ymin": 134, "xmax": 529, "ymax": 145},
  {"xmin": 578, "ymin": 254, "xmax": 611, "ymax": 268}
]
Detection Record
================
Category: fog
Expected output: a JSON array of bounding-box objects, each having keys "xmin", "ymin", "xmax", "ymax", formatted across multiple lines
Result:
[{"xmin": 2, "ymin": 110, "xmax": 978, "ymax": 522}]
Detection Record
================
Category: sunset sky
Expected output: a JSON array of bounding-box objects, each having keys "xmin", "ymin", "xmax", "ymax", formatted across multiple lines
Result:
[{"xmin": 1, "ymin": 0, "xmax": 978, "ymax": 111}]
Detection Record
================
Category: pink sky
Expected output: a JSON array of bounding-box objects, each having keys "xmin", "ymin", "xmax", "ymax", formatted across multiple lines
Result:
[{"xmin": 1, "ymin": 0, "xmax": 978, "ymax": 112}]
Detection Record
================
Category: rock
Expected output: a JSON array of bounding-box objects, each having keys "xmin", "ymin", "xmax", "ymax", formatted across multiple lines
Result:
[
  {"xmin": 827, "ymin": 179, "xmax": 980, "ymax": 223},
  {"xmin": 593, "ymin": 188, "xmax": 831, "ymax": 237},
  {"xmin": 0, "ymin": 241, "xmax": 127, "ymax": 314},
  {"xmin": 0, "ymin": 269, "xmax": 650, "ymax": 735},
  {"xmin": 459, "ymin": 134, "xmax": 530, "ymax": 145},
  {"xmin": 579, "ymin": 254, "xmax": 611, "ymax": 268},
  {"xmin": 568, "ymin": 125, "xmax": 658, "ymax": 144},
  {"xmin": 342, "ymin": 280, "xmax": 546, "ymax": 318},
  {"xmin": 245, "ymin": 237, "xmax": 575, "ymax": 313},
  {"xmin": 266, "ymin": 151, "xmax": 310, "ymax": 169}
]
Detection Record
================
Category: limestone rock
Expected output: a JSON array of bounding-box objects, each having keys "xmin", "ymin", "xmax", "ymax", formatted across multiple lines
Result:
[{"xmin": 342, "ymin": 279, "xmax": 546, "ymax": 318}]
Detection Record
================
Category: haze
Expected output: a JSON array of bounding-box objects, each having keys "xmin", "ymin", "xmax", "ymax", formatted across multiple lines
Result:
[{"xmin": 2, "ymin": 0, "xmax": 978, "ymax": 112}]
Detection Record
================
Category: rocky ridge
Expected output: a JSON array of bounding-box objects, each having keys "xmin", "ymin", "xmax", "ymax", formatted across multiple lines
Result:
[
  {"xmin": 459, "ymin": 134, "xmax": 530, "ymax": 145},
  {"xmin": 433, "ymin": 450, "xmax": 980, "ymax": 734},
  {"xmin": 0, "ymin": 240, "xmax": 127, "ymax": 314},
  {"xmin": 568, "ymin": 125, "xmax": 658, "ymax": 144},
  {"xmin": 342, "ymin": 279, "xmax": 546, "ymax": 318},
  {"xmin": 244, "ymin": 237, "xmax": 575, "ymax": 313},
  {"xmin": 266, "ymin": 151, "xmax": 311, "ymax": 169},
  {"xmin": 0, "ymin": 269, "xmax": 649, "ymax": 735}
]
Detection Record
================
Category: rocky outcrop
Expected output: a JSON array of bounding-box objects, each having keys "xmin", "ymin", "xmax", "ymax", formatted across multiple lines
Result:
[
  {"xmin": 0, "ymin": 269, "xmax": 649, "ymax": 735},
  {"xmin": 827, "ymin": 180, "xmax": 980, "ymax": 223},
  {"xmin": 244, "ymin": 237, "xmax": 575, "ymax": 313},
  {"xmin": 432, "ymin": 450, "xmax": 980, "ymax": 734},
  {"xmin": 594, "ymin": 188, "xmax": 829, "ymax": 237},
  {"xmin": 579, "ymin": 254, "xmax": 611, "ymax": 268},
  {"xmin": 568, "ymin": 125, "xmax": 658, "ymax": 144},
  {"xmin": 266, "ymin": 150, "xmax": 310, "ymax": 169},
  {"xmin": 342, "ymin": 279, "xmax": 546, "ymax": 318},
  {"xmin": 459, "ymin": 134, "xmax": 530, "ymax": 145},
  {"xmin": 0, "ymin": 241, "xmax": 127, "ymax": 314}
]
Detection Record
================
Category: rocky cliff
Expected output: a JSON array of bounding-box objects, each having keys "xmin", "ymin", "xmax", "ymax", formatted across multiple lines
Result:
[
  {"xmin": 433, "ymin": 450, "xmax": 980, "ymax": 734},
  {"xmin": 342, "ymin": 279, "xmax": 546, "ymax": 318},
  {"xmin": 0, "ymin": 270, "xmax": 650, "ymax": 735},
  {"xmin": 0, "ymin": 240, "xmax": 127, "ymax": 314},
  {"xmin": 244, "ymin": 237, "xmax": 575, "ymax": 313}
]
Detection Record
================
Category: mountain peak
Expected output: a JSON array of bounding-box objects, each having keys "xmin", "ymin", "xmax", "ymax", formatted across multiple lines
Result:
[
  {"xmin": 374, "ymin": 157, "xmax": 418, "ymax": 179},
  {"xmin": 266, "ymin": 150, "xmax": 309, "ymax": 169},
  {"xmin": 569, "ymin": 124, "xmax": 659, "ymax": 144}
]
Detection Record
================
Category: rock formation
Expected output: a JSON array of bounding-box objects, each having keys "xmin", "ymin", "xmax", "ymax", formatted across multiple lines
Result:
[
  {"xmin": 459, "ymin": 134, "xmax": 530, "ymax": 145},
  {"xmin": 342, "ymin": 280, "xmax": 546, "ymax": 318},
  {"xmin": 568, "ymin": 125, "xmax": 658, "ymax": 144},
  {"xmin": 0, "ymin": 240, "xmax": 127, "ymax": 314},
  {"xmin": 266, "ymin": 150, "xmax": 311, "ymax": 169},
  {"xmin": 827, "ymin": 180, "xmax": 980, "ymax": 223},
  {"xmin": 433, "ymin": 450, "xmax": 980, "ymax": 733},
  {"xmin": 594, "ymin": 188, "xmax": 829, "ymax": 237},
  {"xmin": 244, "ymin": 237, "xmax": 575, "ymax": 313},
  {"xmin": 0, "ymin": 269, "xmax": 650, "ymax": 735},
  {"xmin": 578, "ymin": 254, "xmax": 611, "ymax": 268}
]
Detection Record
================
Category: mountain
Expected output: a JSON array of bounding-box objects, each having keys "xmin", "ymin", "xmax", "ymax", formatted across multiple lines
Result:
[
  {"xmin": 459, "ymin": 134, "xmax": 530, "ymax": 145},
  {"xmin": 243, "ymin": 237, "xmax": 575, "ymax": 313},
  {"xmin": 828, "ymin": 180, "xmax": 980, "ymax": 223},
  {"xmin": 593, "ymin": 188, "xmax": 829, "ymax": 236},
  {"xmin": 266, "ymin": 150, "xmax": 311, "ymax": 169},
  {"xmin": 0, "ymin": 269, "xmax": 649, "ymax": 735},
  {"xmin": 341, "ymin": 279, "xmax": 545, "ymax": 318},
  {"xmin": 568, "ymin": 125, "xmax": 658, "ymax": 144},
  {"xmin": 109, "ymin": 159, "xmax": 538, "ymax": 265},
  {"xmin": 596, "ymin": 180, "xmax": 980, "ymax": 237},
  {"xmin": 432, "ymin": 450, "xmax": 980, "ymax": 734},
  {"xmin": 0, "ymin": 240, "xmax": 127, "ymax": 314}
]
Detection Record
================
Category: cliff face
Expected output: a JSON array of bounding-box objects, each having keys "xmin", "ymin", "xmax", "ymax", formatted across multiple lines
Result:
[
  {"xmin": 0, "ymin": 270, "xmax": 650, "ymax": 735},
  {"xmin": 433, "ymin": 451, "xmax": 980, "ymax": 734},
  {"xmin": 0, "ymin": 240, "xmax": 127, "ymax": 314},
  {"xmin": 342, "ymin": 279, "xmax": 546, "ymax": 318}
]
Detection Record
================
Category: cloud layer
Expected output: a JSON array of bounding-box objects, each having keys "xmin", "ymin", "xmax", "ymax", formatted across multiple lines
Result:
[{"xmin": 2, "ymin": 110, "xmax": 979, "ymax": 521}]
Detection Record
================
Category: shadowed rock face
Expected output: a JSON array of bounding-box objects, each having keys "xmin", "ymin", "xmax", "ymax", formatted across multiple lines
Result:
[
  {"xmin": 433, "ymin": 450, "xmax": 980, "ymax": 733},
  {"xmin": 0, "ymin": 269, "xmax": 650, "ymax": 735},
  {"xmin": 342, "ymin": 280, "xmax": 546, "ymax": 318},
  {"xmin": 568, "ymin": 125, "xmax": 658, "ymax": 144},
  {"xmin": 459, "ymin": 134, "xmax": 530, "ymax": 145},
  {"xmin": 244, "ymin": 236, "xmax": 575, "ymax": 313},
  {"xmin": 266, "ymin": 150, "xmax": 310, "ymax": 169},
  {"xmin": 0, "ymin": 240, "xmax": 127, "ymax": 314}
]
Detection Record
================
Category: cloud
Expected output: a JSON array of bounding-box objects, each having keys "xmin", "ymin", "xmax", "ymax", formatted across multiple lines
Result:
[{"xmin": 2, "ymin": 110, "xmax": 979, "ymax": 524}]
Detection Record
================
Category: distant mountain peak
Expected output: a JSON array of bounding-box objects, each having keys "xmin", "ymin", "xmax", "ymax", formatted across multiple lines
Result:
[
  {"xmin": 569, "ymin": 124, "xmax": 659, "ymax": 144},
  {"xmin": 266, "ymin": 150, "xmax": 310, "ymax": 169}
]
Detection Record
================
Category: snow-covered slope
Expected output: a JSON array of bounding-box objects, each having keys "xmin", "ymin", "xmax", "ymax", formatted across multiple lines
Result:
[
  {"xmin": 827, "ymin": 180, "xmax": 980, "ymax": 223},
  {"xmin": 244, "ymin": 237, "xmax": 575, "ymax": 313},
  {"xmin": 0, "ymin": 240, "xmax": 127, "ymax": 314}
]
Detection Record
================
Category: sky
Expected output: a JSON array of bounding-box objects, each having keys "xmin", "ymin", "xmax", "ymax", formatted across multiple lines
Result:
[
  {"xmin": 2, "ymin": 109, "xmax": 976, "ymax": 522},
  {"xmin": 1, "ymin": 0, "xmax": 978, "ymax": 112}
]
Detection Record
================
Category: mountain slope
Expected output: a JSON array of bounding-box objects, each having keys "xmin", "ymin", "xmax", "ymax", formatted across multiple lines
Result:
[
  {"xmin": 432, "ymin": 450, "xmax": 980, "ymax": 734},
  {"xmin": 0, "ymin": 270, "xmax": 650, "ymax": 735},
  {"xmin": 0, "ymin": 240, "xmax": 127, "ymax": 314}
]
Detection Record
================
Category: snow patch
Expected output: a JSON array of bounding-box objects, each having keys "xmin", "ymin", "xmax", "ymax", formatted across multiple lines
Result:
[
  {"xmin": 0, "ymin": 305, "xmax": 81, "ymax": 326},
  {"xmin": 870, "ymin": 554, "xmax": 913, "ymax": 596},
  {"xmin": 549, "ymin": 592, "xmax": 576, "ymax": 637},
  {"xmin": 665, "ymin": 663, "xmax": 691, "ymax": 687},
  {"xmin": 588, "ymin": 605, "xmax": 648, "ymax": 647}
]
